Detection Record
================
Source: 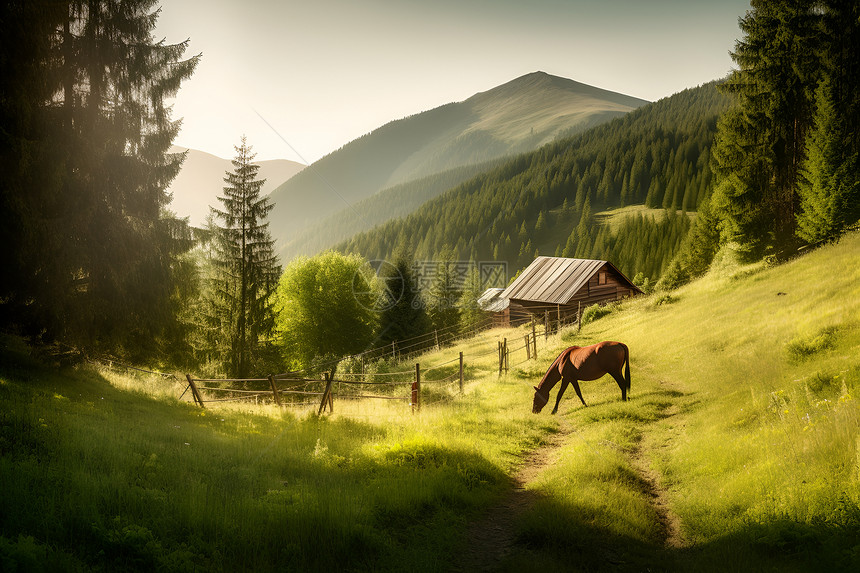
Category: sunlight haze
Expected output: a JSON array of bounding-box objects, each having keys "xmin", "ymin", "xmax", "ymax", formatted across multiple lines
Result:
[{"xmin": 155, "ymin": 0, "xmax": 750, "ymax": 163}]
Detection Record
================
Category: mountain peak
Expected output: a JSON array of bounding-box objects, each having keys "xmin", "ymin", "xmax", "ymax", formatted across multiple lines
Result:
[
  {"xmin": 468, "ymin": 71, "xmax": 648, "ymax": 110},
  {"xmin": 269, "ymin": 72, "xmax": 648, "ymax": 254}
]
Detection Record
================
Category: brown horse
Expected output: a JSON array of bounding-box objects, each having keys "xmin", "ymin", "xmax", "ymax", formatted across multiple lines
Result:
[{"xmin": 532, "ymin": 341, "xmax": 630, "ymax": 414}]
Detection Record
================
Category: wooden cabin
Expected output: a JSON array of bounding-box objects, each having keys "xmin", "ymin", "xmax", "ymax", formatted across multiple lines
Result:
[
  {"xmin": 477, "ymin": 288, "xmax": 531, "ymax": 328},
  {"xmin": 500, "ymin": 257, "xmax": 642, "ymax": 322}
]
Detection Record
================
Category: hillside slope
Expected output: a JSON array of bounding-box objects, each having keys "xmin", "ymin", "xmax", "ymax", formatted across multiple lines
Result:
[
  {"xmin": 166, "ymin": 146, "xmax": 304, "ymax": 226},
  {"xmin": 506, "ymin": 231, "xmax": 860, "ymax": 571},
  {"xmin": 279, "ymin": 159, "xmax": 506, "ymax": 260},
  {"xmin": 1, "ymin": 233, "xmax": 857, "ymax": 572},
  {"xmin": 338, "ymin": 81, "xmax": 731, "ymax": 282},
  {"xmin": 268, "ymin": 72, "xmax": 648, "ymax": 250}
]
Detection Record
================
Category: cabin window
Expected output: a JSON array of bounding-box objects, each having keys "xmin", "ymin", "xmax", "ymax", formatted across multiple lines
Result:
[{"xmin": 598, "ymin": 272, "xmax": 607, "ymax": 285}]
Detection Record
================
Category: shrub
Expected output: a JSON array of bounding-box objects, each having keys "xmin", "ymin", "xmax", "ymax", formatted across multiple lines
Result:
[
  {"xmin": 785, "ymin": 327, "xmax": 839, "ymax": 363},
  {"xmin": 580, "ymin": 303, "xmax": 614, "ymax": 326}
]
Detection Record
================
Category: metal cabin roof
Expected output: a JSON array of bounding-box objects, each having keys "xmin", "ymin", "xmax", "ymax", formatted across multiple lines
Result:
[
  {"xmin": 500, "ymin": 257, "xmax": 608, "ymax": 304},
  {"xmin": 477, "ymin": 288, "xmax": 509, "ymax": 313}
]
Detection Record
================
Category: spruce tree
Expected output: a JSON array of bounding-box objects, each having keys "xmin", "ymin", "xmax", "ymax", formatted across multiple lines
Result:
[
  {"xmin": 377, "ymin": 250, "xmax": 429, "ymax": 349},
  {"xmin": 818, "ymin": 0, "xmax": 860, "ymax": 227},
  {"xmin": 425, "ymin": 251, "xmax": 460, "ymax": 338},
  {"xmin": 796, "ymin": 78, "xmax": 858, "ymax": 244},
  {"xmin": 458, "ymin": 268, "xmax": 486, "ymax": 335},
  {"xmin": 1, "ymin": 0, "xmax": 199, "ymax": 354},
  {"xmin": 211, "ymin": 137, "xmax": 281, "ymax": 377},
  {"xmin": 711, "ymin": 0, "xmax": 820, "ymax": 259}
]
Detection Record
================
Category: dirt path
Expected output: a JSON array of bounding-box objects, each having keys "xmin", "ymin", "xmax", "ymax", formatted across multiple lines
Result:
[
  {"xmin": 454, "ymin": 398, "xmax": 685, "ymax": 571},
  {"xmin": 454, "ymin": 419, "xmax": 570, "ymax": 572},
  {"xmin": 628, "ymin": 403, "xmax": 685, "ymax": 549},
  {"xmin": 629, "ymin": 444, "xmax": 684, "ymax": 549}
]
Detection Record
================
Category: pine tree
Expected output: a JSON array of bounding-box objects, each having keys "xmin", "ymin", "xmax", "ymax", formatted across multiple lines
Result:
[
  {"xmin": 0, "ymin": 0, "xmax": 199, "ymax": 354},
  {"xmin": 211, "ymin": 137, "xmax": 281, "ymax": 377},
  {"xmin": 377, "ymin": 248, "xmax": 429, "ymax": 348},
  {"xmin": 796, "ymin": 78, "xmax": 858, "ymax": 244},
  {"xmin": 458, "ymin": 268, "xmax": 486, "ymax": 335},
  {"xmin": 711, "ymin": 0, "xmax": 820, "ymax": 259}
]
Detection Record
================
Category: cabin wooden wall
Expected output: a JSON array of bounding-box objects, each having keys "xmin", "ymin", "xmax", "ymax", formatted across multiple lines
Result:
[{"xmin": 511, "ymin": 265, "xmax": 638, "ymax": 321}]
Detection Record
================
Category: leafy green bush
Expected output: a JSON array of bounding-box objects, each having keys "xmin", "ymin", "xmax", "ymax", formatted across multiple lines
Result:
[
  {"xmin": 785, "ymin": 327, "xmax": 839, "ymax": 363},
  {"xmin": 580, "ymin": 303, "xmax": 615, "ymax": 326}
]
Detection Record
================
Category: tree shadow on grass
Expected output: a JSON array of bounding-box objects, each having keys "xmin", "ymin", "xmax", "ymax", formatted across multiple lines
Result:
[
  {"xmin": 489, "ymin": 501, "xmax": 860, "ymax": 573},
  {"xmin": 1, "ymin": 347, "xmax": 518, "ymax": 572}
]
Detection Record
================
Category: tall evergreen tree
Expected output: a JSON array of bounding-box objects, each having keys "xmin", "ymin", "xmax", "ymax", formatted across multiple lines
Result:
[
  {"xmin": 377, "ymin": 250, "xmax": 429, "ymax": 348},
  {"xmin": 796, "ymin": 78, "xmax": 858, "ymax": 244},
  {"xmin": 424, "ymin": 250, "xmax": 460, "ymax": 337},
  {"xmin": 458, "ymin": 268, "xmax": 487, "ymax": 335},
  {"xmin": 711, "ymin": 0, "xmax": 820, "ymax": 259},
  {"xmin": 816, "ymin": 0, "xmax": 860, "ymax": 228},
  {"xmin": 210, "ymin": 137, "xmax": 280, "ymax": 377},
  {"xmin": 0, "ymin": 0, "xmax": 199, "ymax": 355}
]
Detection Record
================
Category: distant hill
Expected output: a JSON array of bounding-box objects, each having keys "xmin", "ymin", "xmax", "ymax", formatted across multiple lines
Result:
[
  {"xmin": 337, "ymin": 82, "xmax": 733, "ymax": 283},
  {"xmin": 166, "ymin": 146, "xmax": 304, "ymax": 226},
  {"xmin": 268, "ymin": 71, "xmax": 648, "ymax": 253},
  {"xmin": 280, "ymin": 159, "xmax": 507, "ymax": 260}
]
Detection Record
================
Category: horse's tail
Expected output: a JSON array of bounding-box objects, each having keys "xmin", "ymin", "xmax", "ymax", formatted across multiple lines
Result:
[{"xmin": 623, "ymin": 343, "xmax": 631, "ymax": 393}]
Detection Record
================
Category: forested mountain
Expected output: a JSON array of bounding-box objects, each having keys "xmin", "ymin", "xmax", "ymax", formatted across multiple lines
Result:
[
  {"xmin": 268, "ymin": 72, "xmax": 648, "ymax": 251},
  {"xmin": 337, "ymin": 82, "xmax": 732, "ymax": 284},
  {"xmin": 279, "ymin": 159, "xmax": 505, "ymax": 260},
  {"xmin": 166, "ymin": 146, "xmax": 304, "ymax": 226}
]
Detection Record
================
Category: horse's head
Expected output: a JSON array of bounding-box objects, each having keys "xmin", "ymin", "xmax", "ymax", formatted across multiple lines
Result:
[{"xmin": 532, "ymin": 386, "xmax": 549, "ymax": 414}]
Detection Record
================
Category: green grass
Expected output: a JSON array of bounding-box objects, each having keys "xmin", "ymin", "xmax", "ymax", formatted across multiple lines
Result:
[
  {"xmin": 509, "ymin": 232, "xmax": 860, "ymax": 571},
  {"xmin": 2, "ymin": 233, "xmax": 860, "ymax": 571},
  {"xmin": 594, "ymin": 204, "xmax": 697, "ymax": 232},
  {"xmin": 0, "ymin": 326, "xmax": 552, "ymax": 572}
]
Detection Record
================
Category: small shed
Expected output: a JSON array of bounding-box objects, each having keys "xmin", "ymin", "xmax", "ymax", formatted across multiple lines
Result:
[
  {"xmin": 500, "ymin": 257, "xmax": 641, "ymax": 322},
  {"xmin": 477, "ymin": 288, "xmax": 530, "ymax": 328}
]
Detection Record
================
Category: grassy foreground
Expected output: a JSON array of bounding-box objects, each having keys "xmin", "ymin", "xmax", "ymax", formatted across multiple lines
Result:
[
  {"xmin": 0, "ymin": 326, "xmax": 554, "ymax": 572},
  {"xmin": 2, "ymin": 232, "xmax": 859, "ymax": 571},
  {"xmin": 508, "ymin": 232, "xmax": 860, "ymax": 572}
]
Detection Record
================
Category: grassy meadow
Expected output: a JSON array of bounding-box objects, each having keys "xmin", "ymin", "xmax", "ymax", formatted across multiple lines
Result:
[
  {"xmin": 509, "ymin": 232, "xmax": 860, "ymax": 572},
  {"xmin": 2, "ymin": 232, "xmax": 859, "ymax": 571},
  {"xmin": 0, "ymin": 326, "xmax": 557, "ymax": 572}
]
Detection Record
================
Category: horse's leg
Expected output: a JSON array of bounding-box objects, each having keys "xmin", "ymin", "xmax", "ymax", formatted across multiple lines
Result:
[
  {"xmin": 551, "ymin": 378, "xmax": 570, "ymax": 415},
  {"xmin": 571, "ymin": 379, "xmax": 587, "ymax": 406},
  {"xmin": 610, "ymin": 371, "xmax": 627, "ymax": 401}
]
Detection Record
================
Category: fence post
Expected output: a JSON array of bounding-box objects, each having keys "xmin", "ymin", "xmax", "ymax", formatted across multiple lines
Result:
[
  {"xmin": 185, "ymin": 374, "xmax": 205, "ymax": 409},
  {"xmin": 318, "ymin": 372, "xmax": 334, "ymax": 415},
  {"xmin": 268, "ymin": 375, "xmax": 282, "ymax": 406},
  {"xmin": 435, "ymin": 329, "xmax": 440, "ymax": 351},
  {"xmin": 531, "ymin": 316, "xmax": 538, "ymax": 360},
  {"xmin": 557, "ymin": 304, "xmax": 562, "ymax": 333},
  {"xmin": 328, "ymin": 366, "xmax": 336, "ymax": 411},
  {"xmin": 545, "ymin": 310, "xmax": 550, "ymax": 338},
  {"xmin": 459, "ymin": 352, "xmax": 464, "ymax": 394},
  {"xmin": 577, "ymin": 301, "xmax": 582, "ymax": 332},
  {"xmin": 415, "ymin": 363, "xmax": 421, "ymax": 413},
  {"xmin": 504, "ymin": 338, "xmax": 508, "ymax": 373},
  {"xmin": 525, "ymin": 334, "xmax": 531, "ymax": 360},
  {"xmin": 498, "ymin": 341, "xmax": 503, "ymax": 376}
]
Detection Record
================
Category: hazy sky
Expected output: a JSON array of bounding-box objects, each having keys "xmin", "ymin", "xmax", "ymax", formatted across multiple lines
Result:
[{"xmin": 155, "ymin": 0, "xmax": 750, "ymax": 164}]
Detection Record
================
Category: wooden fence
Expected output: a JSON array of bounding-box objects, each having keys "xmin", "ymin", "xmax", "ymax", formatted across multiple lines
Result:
[
  {"xmin": 181, "ymin": 355, "xmax": 465, "ymax": 414},
  {"xmin": 179, "ymin": 311, "xmax": 584, "ymax": 413}
]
